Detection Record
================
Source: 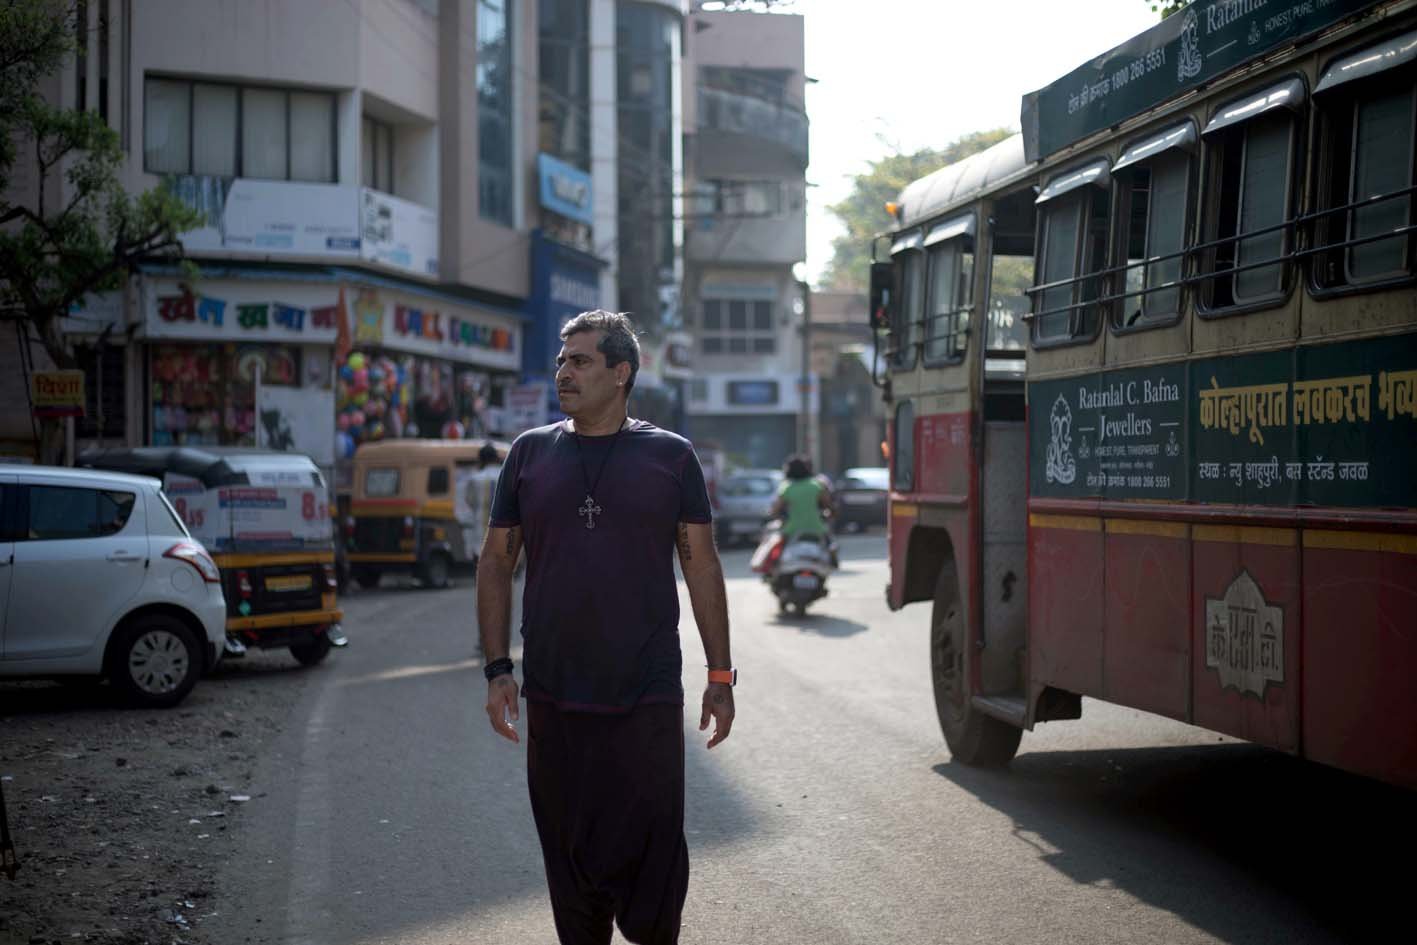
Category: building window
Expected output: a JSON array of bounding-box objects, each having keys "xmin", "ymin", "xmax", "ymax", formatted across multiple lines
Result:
[
  {"xmin": 1198, "ymin": 81, "xmax": 1302, "ymax": 310},
  {"xmin": 923, "ymin": 220, "xmax": 974, "ymax": 363},
  {"xmin": 478, "ymin": 0, "xmax": 515, "ymax": 226},
  {"xmin": 1312, "ymin": 39, "xmax": 1416, "ymax": 290},
  {"xmin": 362, "ymin": 116, "xmax": 395, "ymax": 192},
  {"xmin": 701, "ymin": 297, "xmax": 776, "ymax": 356},
  {"xmin": 75, "ymin": 344, "xmax": 125, "ymax": 440},
  {"xmin": 143, "ymin": 76, "xmax": 336, "ymax": 182},
  {"xmin": 697, "ymin": 180, "xmax": 784, "ymax": 218},
  {"xmin": 539, "ymin": 0, "xmax": 590, "ymax": 171}
]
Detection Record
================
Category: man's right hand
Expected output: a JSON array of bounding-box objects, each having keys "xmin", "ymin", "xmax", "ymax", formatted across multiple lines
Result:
[{"xmin": 485, "ymin": 675, "xmax": 521, "ymax": 743}]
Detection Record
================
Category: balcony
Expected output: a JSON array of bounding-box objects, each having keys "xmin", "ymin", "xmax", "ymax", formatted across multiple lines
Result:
[{"xmin": 697, "ymin": 86, "xmax": 809, "ymax": 167}]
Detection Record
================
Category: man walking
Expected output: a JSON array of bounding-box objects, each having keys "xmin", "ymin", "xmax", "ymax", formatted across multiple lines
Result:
[{"xmin": 476, "ymin": 310, "xmax": 735, "ymax": 945}]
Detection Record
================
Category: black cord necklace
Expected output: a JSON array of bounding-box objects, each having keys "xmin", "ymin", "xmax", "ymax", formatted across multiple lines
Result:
[{"xmin": 569, "ymin": 417, "xmax": 629, "ymax": 530}]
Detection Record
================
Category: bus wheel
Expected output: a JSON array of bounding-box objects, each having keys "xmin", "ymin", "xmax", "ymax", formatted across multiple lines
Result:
[
  {"xmin": 353, "ymin": 566, "xmax": 382, "ymax": 590},
  {"xmin": 930, "ymin": 561, "xmax": 1021, "ymax": 766}
]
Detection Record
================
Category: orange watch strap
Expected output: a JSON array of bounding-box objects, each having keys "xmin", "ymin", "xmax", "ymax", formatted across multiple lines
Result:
[{"xmin": 707, "ymin": 668, "xmax": 736, "ymax": 686}]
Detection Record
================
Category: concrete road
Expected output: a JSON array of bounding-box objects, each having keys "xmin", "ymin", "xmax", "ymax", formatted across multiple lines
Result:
[{"xmin": 216, "ymin": 534, "xmax": 1411, "ymax": 944}]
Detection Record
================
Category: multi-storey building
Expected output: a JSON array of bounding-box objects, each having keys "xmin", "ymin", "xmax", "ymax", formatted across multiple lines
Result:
[
  {"xmin": 2, "ymin": 0, "xmax": 704, "ymax": 468},
  {"xmin": 680, "ymin": 4, "xmax": 810, "ymax": 470}
]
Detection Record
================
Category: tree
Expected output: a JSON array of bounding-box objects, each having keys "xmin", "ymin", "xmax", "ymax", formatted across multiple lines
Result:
[
  {"xmin": 0, "ymin": 0, "xmax": 201, "ymax": 462},
  {"xmin": 1150, "ymin": 1, "xmax": 1187, "ymax": 17},
  {"xmin": 819, "ymin": 128, "xmax": 1014, "ymax": 292}
]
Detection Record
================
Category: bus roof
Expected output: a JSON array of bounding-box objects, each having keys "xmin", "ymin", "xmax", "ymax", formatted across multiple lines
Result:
[{"xmin": 896, "ymin": 134, "xmax": 1030, "ymax": 231}]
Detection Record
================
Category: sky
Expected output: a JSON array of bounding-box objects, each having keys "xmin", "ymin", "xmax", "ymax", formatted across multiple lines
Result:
[{"xmin": 800, "ymin": 0, "xmax": 1162, "ymax": 285}]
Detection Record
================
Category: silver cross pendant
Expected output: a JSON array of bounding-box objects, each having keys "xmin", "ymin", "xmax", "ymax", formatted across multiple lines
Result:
[{"xmin": 578, "ymin": 495, "xmax": 602, "ymax": 529}]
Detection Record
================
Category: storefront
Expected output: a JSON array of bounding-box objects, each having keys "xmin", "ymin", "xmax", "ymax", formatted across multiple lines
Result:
[
  {"xmin": 140, "ymin": 274, "xmax": 341, "ymax": 469},
  {"xmin": 334, "ymin": 281, "xmax": 523, "ymax": 454},
  {"xmin": 139, "ymin": 271, "xmax": 524, "ymax": 473}
]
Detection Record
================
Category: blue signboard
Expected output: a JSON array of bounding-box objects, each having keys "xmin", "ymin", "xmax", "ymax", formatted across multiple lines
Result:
[
  {"xmin": 537, "ymin": 153, "xmax": 594, "ymax": 226},
  {"xmin": 525, "ymin": 231, "xmax": 604, "ymax": 387}
]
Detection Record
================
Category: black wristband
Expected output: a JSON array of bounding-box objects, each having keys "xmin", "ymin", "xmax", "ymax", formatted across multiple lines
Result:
[{"xmin": 483, "ymin": 657, "xmax": 514, "ymax": 681}]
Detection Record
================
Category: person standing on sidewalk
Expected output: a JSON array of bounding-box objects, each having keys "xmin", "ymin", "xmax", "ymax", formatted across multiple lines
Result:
[{"xmin": 476, "ymin": 310, "xmax": 735, "ymax": 945}]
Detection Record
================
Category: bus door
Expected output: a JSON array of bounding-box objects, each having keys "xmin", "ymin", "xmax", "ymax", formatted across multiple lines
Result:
[{"xmin": 977, "ymin": 189, "xmax": 1036, "ymax": 703}]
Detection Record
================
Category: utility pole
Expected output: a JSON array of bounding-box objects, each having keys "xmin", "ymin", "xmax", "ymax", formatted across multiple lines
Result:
[{"xmin": 795, "ymin": 279, "xmax": 811, "ymax": 459}]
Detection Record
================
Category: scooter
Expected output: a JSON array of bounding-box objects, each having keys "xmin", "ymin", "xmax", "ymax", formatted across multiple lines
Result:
[{"xmin": 750, "ymin": 522, "xmax": 836, "ymax": 616}]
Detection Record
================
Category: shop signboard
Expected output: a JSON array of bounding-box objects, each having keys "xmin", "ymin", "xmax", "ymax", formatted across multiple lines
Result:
[
  {"xmin": 360, "ymin": 188, "xmax": 439, "ymax": 278},
  {"xmin": 171, "ymin": 177, "xmax": 361, "ymax": 258},
  {"xmin": 144, "ymin": 279, "xmax": 344, "ymax": 344},
  {"xmin": 537, "ymin": 153, "xmax": 594, "ymax": 226},
  {"xmin": 526, "ymin": 231, "xmax": 602, "ymax": 379},
  {"xmin": 31, "ymin": 370, "xmax": 85, "ymax": 419}
]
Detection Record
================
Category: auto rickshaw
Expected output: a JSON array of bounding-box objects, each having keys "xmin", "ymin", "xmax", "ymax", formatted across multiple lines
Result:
[
  {"xmin": 348, "ymin": 438, "xmax": 508, "ymax": 589},
  {"xmin": 79, "ymin": 447, "xmax": 346, "ymax": 665}
]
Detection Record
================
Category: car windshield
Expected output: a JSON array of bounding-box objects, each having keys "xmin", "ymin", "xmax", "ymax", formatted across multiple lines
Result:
[{"xmin": 842, "ymin": 468, "xmax": 889, "ymax": 490}]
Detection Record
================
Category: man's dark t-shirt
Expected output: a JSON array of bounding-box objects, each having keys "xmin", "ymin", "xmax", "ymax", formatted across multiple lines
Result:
[{"xmin": 489, "ymin": 419, "xmax": 712, "ymax": 713}]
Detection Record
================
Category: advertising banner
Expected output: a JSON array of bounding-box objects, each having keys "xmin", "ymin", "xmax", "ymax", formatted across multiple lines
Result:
[
  {"xmin": 170, "ymin": 177, "xmax": 442, "ymax": 279},
  {"xmin": 256, "ymin": 385, "xmax": 336, "ymax": 467},
  {"xmin": 164, "ymin": 473, "xmax": 332, "ymax": 552},
  {"xmin": 506, "ymin": 383, "xmax": 550, "ymax": 434},
  {"xmin": 1029, "ymin": 332, "xmax": 1417, "ymax": 507},
  {"xmin": 360, "ymin": 188, "xmax": 439, "ymax": 277},
  {"xmin": 1021, "ymin": 0, "xmax": 1382, "ymax": 161}
]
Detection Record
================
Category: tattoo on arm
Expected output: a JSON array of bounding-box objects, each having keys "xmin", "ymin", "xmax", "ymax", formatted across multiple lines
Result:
[
  {"xmin": 505, "ymin": 527, "xmax": 520, "ymax": 556},
  {"xmin": 677, "ymin": 524, "xmax": 692, "ymax": 561}
]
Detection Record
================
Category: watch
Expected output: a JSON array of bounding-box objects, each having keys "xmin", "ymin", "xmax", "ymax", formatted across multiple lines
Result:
[{"xmin": 707, "ymin": 668, "xmax": 737, "ymax": 686}]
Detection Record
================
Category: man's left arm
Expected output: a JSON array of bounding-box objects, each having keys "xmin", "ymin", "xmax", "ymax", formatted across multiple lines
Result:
[{"xmin": 677, "ymin": 521, "xmax": 734, "ymax": 749}]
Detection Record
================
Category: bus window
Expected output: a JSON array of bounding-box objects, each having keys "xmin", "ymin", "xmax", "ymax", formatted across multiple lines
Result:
[
  {"xmin": 1198, "ymin": 79, "xmax": 1304, "ymax": 310},
  {"xmin": 1034, "ymin": 159, "xmax": 1110, "ymax": 343},
  {"xmin": 1312, "ymin": 34, "xmax": 1416, "ymax": 290},
  {"xmin": 1111, "ymin": 123, "xmax": 1194, "ymax": 328},
  {"xmin": 923, "ymin": 215, "xmax": 974, "ymax": 363}
]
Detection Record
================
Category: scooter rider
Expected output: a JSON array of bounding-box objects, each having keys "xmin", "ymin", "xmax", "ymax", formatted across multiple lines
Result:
[{"xmin": 770, "ymin": 455, "xmax": 838, "ymax": 567}]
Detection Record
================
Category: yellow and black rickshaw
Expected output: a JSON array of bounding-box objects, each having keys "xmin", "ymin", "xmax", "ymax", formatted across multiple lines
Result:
[
  {"xmin": 79, "ymin": 447, "xmax": 346, "ymax": 665},
  {"xmin": 348, "ymin": 438, "xmax": 508, "ymax": 589}
]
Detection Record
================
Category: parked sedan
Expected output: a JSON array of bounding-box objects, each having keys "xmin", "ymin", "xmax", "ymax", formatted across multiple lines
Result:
[
  {"xmin": 833, "ymin": 466, "xmax": 890, "ymax": 532},
  {"xmin": 714, "ymin": 469, "xmax": 783, "ymax": 547}
]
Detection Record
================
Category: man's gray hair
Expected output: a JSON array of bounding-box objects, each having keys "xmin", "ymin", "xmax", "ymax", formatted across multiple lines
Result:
[{"xmin": 560, "ymin": 310, "xmax": 641, "ymax": 394}]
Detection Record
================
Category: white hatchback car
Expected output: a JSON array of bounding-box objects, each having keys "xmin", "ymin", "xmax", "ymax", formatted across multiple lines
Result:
[{"xmin": 0, "ymin": 466, "xmax": 227, "ymax": 707}]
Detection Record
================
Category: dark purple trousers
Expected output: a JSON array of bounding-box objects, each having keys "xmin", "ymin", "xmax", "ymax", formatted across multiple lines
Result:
[{"xmin": 526, "ymin": 700, "xmax": 689, "ymax": 945}]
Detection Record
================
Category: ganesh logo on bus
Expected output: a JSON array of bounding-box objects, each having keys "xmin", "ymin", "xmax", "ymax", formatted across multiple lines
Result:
[
  {"xmin": 1204, "ymin": 570, "xmax": 1284, "ymax": 698},
  {"xmin": 1046, "ymin": 394, "xmax": 1077, "ymax": 485}
]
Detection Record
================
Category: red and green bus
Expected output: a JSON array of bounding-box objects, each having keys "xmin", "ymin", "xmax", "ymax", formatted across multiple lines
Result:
[{"xmin": 869, "ymin": 0, "xmax": 1417, "ymax": 787}]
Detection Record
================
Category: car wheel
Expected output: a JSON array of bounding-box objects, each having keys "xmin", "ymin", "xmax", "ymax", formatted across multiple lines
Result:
[
  {"xmin": 290, "ymin": 633, "xmax": 333, "ymax": 667},
  {"xmin": 110, "ymin": 616, "xmax": 201, "ymax": 709}
]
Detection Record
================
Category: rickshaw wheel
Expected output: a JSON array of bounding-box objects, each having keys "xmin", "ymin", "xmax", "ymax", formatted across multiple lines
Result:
[
  {"xmin": 290, "ymin": 633, "xmax": 333, "ymax": 667},
  {"xmin": 418, "ymin": 552, "xmax": 452, "ymax": 589},
  {"xmin": 353, "ymin": 566, "xmax": 382, "ymax": 589}
]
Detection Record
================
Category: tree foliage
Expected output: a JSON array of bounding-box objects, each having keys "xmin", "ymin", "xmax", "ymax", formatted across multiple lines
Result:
[
  {"xmin": 0, "ymin": 0, "xmax": 200, "ymax": 460},
  {"xmin": 819, "ymin": 128, "xmax": 1014, "ymax": 291},
  {"xmin": 1150, "ymin": 1, "xmax": 1187, "ymax": 17}
]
